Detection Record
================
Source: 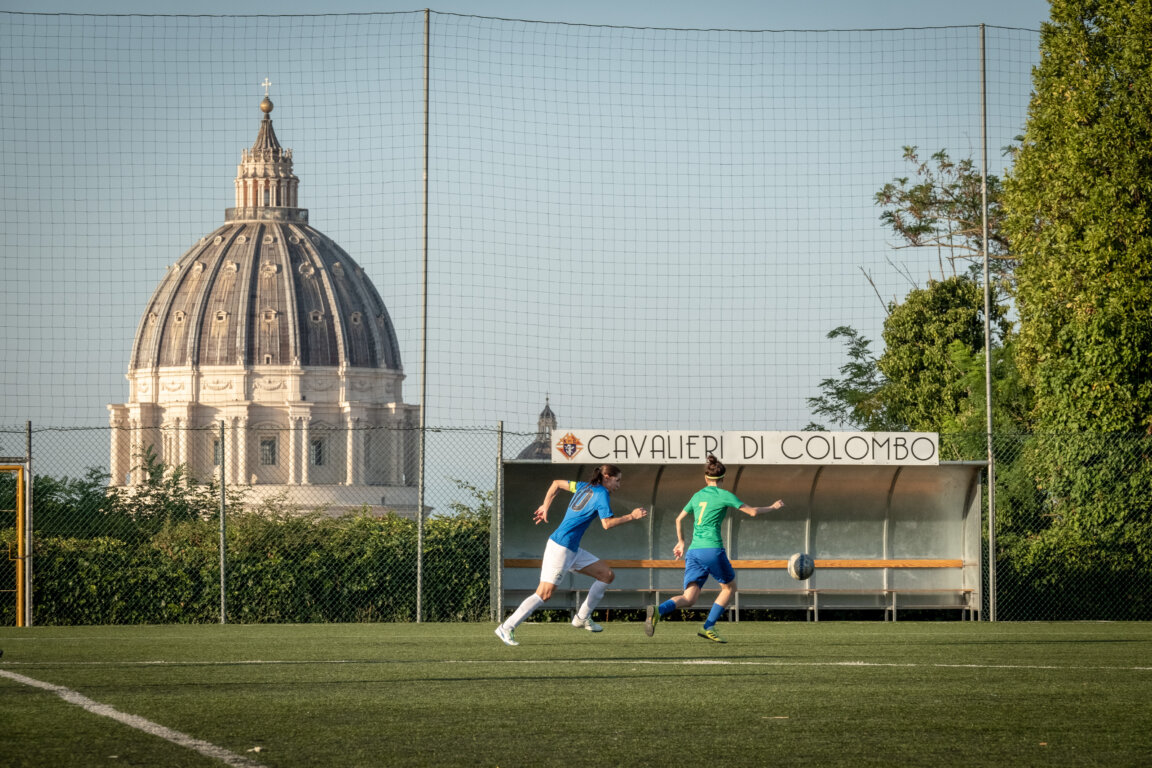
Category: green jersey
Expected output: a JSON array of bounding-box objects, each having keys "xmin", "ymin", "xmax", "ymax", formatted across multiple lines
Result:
[{"xmin": 684, "ymin": 486, "xmax": 745, "ymax": 550}]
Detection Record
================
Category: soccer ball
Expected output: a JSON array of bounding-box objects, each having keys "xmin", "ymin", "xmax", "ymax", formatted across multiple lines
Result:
[{"xmin": 788, "ymin": 552, "xmax": 814, "ymax": 581}]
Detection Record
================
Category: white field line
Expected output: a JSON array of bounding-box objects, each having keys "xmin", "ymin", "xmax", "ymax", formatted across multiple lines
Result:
[
  {"xmin": 3, "ymin": 658, "xmax": 1151, "ymax": 672},
  {"xmin": 0, "ymin": 669, "xmax": 266, "ymax": 768}
]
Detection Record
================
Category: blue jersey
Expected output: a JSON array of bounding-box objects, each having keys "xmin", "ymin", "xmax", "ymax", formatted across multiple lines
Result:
[{"xmin": 549, "ymin": 481, "xmax": 615, "ymax": 552}]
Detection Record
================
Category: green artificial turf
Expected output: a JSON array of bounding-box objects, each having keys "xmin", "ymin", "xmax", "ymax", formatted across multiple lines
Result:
[{"xmin": 1, "ymin": 621, "xmax": 1150, "ymax": 767}]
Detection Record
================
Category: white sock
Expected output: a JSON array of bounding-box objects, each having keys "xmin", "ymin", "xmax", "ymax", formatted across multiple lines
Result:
[
  {"xmin": 504, "ymin": 593, "xmax": 545, "ymax": 630},
  {"xmin": 577, "ymin": 580, "xmax": 610, "ymax": 620}
]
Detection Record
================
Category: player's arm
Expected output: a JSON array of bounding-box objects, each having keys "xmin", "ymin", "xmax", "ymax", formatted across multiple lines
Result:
[
  {"xmin": 533, "ymin": 479, "xmax": 574, "ymax": 525},
  {"xmin": 673, "ymin": 509, "xmax": 691, "ymax": 559},
  {"xmin": 600, "ymin": 506, "xmax": 647, "ymax": 530},
  {"xmin": 738, "ymin": 499, "xmax": 785, "ymax": 518}
]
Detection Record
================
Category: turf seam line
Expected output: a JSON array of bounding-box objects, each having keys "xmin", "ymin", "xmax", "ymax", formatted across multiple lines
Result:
[
  {"xmin": 4, "ymin": 659, "xmax": 1151, "ymax": 671},
  {"xmin": 0, "ymin": 669, "xmax": 266, "ymax": 768}
]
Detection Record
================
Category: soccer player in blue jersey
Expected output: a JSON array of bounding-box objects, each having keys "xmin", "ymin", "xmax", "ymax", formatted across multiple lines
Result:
[
  {"xmin": 644, "ymin": 454, "xmax": 783, "ymax": 643},
  {"xmin": 495, "ymin": 464, "xmax": 648, "ymax": 646}
]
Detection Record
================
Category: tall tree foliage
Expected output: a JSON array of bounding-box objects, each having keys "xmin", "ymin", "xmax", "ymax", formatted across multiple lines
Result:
[
  {"xmin": 1004, "ymin": 0, "xmax": 1152, "ymax": 433},
  {"xmin": 999, "ymin": 0, "xmax": 1152, "ymax": 617}
]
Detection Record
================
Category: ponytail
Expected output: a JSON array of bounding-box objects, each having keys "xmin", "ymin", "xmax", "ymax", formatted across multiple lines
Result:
[
  {"xmin": 589, "ymin": 464, "xmax": 621, "ymax": 486},
  {"xmin": 704, "ymin": 454, "xmax": 726, "ymax": 480}
]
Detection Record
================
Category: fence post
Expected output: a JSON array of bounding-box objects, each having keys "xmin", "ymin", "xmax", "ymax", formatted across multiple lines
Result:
[
  {"xmin": 979, "ymin": 23, "xmax": 997, "ymax": 622},
  {"xmin": 219, "ymin": 420, "xmax": 227, "ymax": 624},
  {"xmin": 414, "ymin": 6, "xmax": 431, "ymax": 625},
  {"xmin": 493, "ymin": 421, "xmax": 504, "ymax": 622},
  {"xmin": 24, "ymin": 420, "xmax": 32, "ymax": 627}
]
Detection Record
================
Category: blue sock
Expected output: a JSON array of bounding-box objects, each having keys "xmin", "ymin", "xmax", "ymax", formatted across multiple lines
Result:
[
  {"xmin": 658, "ymin": 599, "xmax": 676, "ymax": 617},
  {"xmin": 703, "ymin": 602, "xmax": 725, "ymax": 629}
]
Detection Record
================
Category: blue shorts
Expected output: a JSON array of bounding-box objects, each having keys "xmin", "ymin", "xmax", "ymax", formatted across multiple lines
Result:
[{"xmin": 683, "ymin": 547, "xmax": 736, "ymax": 589}]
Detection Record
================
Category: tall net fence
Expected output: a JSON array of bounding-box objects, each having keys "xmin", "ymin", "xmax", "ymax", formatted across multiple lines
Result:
[
  {"xmin": 0, "ymin": 12, "xmax": 1038, "ymax": 434},
  {"xmin": 5, "ymin": 13, "xmax": 1146, "ymax": 623}
]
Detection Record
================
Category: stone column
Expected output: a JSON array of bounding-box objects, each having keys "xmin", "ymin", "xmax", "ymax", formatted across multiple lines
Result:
[
  {"xmin": 355, "ymin": 426, "xmax": 366, "ymax": 485},
  {"xmin": 287, "ymin": 416, "xmax": 298, "ymax": 485},
  {"xmin": 345, "ymin": 417, "xmax": 357, "ymax": 486},
  {"xmin": 109, "ymin": 414, "xmax": 128, "ymax": 486},
  {"xmin": 389, "ymin": 421, "xmax": 402, "ymax": 485},
  {"xmin": 301, "ymin": 418, "xmax": 311, "ymax": 485},
  {"xmin": 128, "ymin": 420, "xmax": 137, "ymax": 486},
  {"xmin": 238, "ymin": 418, "xmax": 250, "ymax": 485},
  {"xmin": 226, "ymin": 418, "xmax": 239, "ymax": 486},
  {"xmin": 178, "ymin": 417, "xmax": 189, "ymax": 471}
]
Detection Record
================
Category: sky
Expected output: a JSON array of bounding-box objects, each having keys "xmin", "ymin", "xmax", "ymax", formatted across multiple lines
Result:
[
  {"xmin": 0, "ymin": 0, "xmax": 1050, "ymax": 502},
  {"xmin": 0, "ymin": 0, "xmax": 1050, "ymax": 30}
]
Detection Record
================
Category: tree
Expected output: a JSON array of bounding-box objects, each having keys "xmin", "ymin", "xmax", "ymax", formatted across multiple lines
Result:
[
  {"xmin": 808, "ymin": 276, "xmax": 1012, "ymax": 437},
  {"xmin": 875, "ymin": 146, "xmax": 1013, "ymax": 284},
  {"xmin": 805, "ymin": 326, "xmax": 898, "ymax": 432},
  {"xmin": 810, "ymin": 144, "xmax": 1025, "ymax": 436},
  {"xmin": 1003, "ymin": 0, "xmax": 1152, "ymax": 434},
  {"xmin": 878, "ymin": 276, "xmax": 1011, "ymax": 432}
]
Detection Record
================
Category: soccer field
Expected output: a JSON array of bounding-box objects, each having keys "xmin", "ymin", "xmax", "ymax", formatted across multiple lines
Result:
[{"xmin": 2, "ymin": 621, "xmax": 1150, "ymax": 767}]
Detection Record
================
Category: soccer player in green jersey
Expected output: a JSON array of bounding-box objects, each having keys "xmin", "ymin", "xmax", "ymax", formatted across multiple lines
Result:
[{"xmin": 644, "ymin": 454, "xmax": 783, "ymax": 643}]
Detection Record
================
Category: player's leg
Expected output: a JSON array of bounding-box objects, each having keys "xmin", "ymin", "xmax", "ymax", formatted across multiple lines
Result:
[
  {"xmin": 698, "ymin": 551, "xmax": 736, "ymax": 643},
  {"xmin": 646, "ymin": 554, "xmax": 708, "ymax": 636},
  {"xmin": 677, "ymin": 584, "xmax": 702, "ymax": 607},
  {"xmin": 645, "ymin": 582, "xmax": 700, "ymax": 636},
  {"xmin": 572, "ymin": 555, "xmax": 613, "ymax": 631},
  {"xmin": 666, "ymin": 582, "xmax": 701, "ymax": 613},
  {"xmin": 496, "ymin": 540, "xmax": 572, "ymax": 645},
  {"xmin": 714, "ymin": 580, "xmax": 735, "ymax": 609}
]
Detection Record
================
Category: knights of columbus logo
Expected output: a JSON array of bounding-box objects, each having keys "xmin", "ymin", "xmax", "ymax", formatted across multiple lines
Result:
[{"xmin": 555, "ymin": 432, "xmax": 583, "ymax": 460}]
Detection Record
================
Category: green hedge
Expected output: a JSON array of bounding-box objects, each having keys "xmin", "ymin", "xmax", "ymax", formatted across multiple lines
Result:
[{"xmin": 0, "ymin": 509, "xmax": 490, "ymax": 625}]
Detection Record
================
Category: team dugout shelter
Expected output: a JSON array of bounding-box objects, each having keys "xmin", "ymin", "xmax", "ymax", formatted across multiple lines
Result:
[{"xmin": 496, "ymin": 430, "xmax": 984, "ymax": 621}]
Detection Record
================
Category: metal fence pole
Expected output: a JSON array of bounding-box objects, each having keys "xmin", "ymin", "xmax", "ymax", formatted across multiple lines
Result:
[
  {"xmin": 415, "ymin": 7, "xmax": 431, "ymax": 624},
  {"xmin": 979, "ymin": 24, "xmax": 997, "ymax": 622},
  {"xmin": 494, "ymin": 421, "xmax": 504, "ymax": 623},
  {"xmin": 219, "ymin": 420, "xmax": 227, "ymax": 624},
  {"xmin": 24, "ymin": 420, "xmax": 33, "ymax": 627}
]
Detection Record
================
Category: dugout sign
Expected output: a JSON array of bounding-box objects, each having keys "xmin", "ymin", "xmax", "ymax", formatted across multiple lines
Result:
[{"xmin": 551, "ymin": 430, "xmax": 939, "ymax": 466}]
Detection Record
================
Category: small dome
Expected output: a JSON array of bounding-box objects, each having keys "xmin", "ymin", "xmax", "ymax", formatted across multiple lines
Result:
[{"xmin": 517, "ymin": 397, "xmax": 558, "ymax": 460}]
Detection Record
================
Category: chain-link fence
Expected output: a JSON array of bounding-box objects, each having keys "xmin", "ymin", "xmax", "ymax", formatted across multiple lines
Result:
[
  {"xmin": 979, "ymin": 432, "xmax": 1152, "ymax": 621},
  {"xmin": 0, "ymin": 423, "xmax": 532, "ymax": 625},
  {"xmin": 2, "ymin": 425, "xmax": 1150, "ymax": 624}
]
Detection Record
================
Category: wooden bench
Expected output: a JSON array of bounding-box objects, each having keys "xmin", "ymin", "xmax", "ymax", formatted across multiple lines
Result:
[
  {"xmin": 502, "ymin": 558, "xmax": 978, "ymax": 621},
  {"xmin": 736, "ymin": 587, "xmax": 977, "ymax": 621}
]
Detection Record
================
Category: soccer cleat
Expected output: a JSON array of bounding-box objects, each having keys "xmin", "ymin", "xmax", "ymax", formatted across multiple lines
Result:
[
  {"xmin": 644, "ymin": 604, "xmax": 658, "ymax": 637},
  {"xmin": 697, "ymin": 626, "xmax": 727, "ymax": 644},
  {"xmin": 572, "ymin": 614, "xmax": 603, "ymax": 632},
  {"xmin": 494, "ymin": 625, "xmax": 519, "ymax": 646}
]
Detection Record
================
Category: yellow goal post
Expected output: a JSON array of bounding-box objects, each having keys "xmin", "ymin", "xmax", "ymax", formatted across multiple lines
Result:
[{"xmin": 1, "ymin": 464, "xmax": 28, "ymax": 627}]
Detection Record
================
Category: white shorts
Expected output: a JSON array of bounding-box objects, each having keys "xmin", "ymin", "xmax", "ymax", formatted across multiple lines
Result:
[{"xmin": 539, "ymin": 538, "xmax": 600, "ymax": 585}]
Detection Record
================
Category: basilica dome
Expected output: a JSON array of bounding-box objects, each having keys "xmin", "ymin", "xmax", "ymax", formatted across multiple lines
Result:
[
  {"xmin": 131, "ymin": 98, "xmax": 401, "ymax": 372},
  {"xmin": 109, "ymin": 91, "xmax": 417, "ymax": 516}
]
